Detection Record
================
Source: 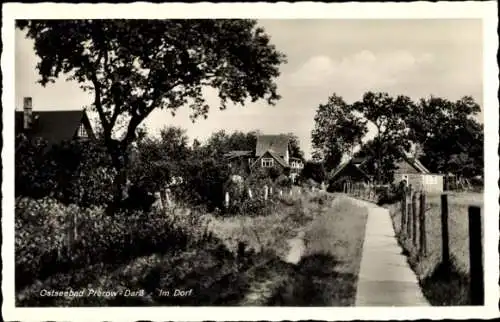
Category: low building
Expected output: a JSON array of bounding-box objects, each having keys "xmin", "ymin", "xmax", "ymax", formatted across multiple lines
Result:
[
  {"xmin": 328, "ymin": 157, "xmax": 371, "ymax": 191},
  {"xmin": 393, "ymin": 156, "xmax": 443, "ymax": 193}
]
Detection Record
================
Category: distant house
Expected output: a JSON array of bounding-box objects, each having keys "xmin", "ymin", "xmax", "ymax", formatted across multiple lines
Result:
[
  {"xmin": 223, "ymin": 134, "xmax": 304, "ymax": 181},
  {"xmin": 329, "ymin": 153, "xmax": 443, "ymax": 193},
  {"xmin": 15, "ymin": 97, "xmax": 95, "ymax": 146},
  {"xmin": 328, "ymin": 157, "xmax": 372, "ymax": 191},
  {"xmin": 394, "ymin": 155, "xmax": 443, "ymax": 193}
]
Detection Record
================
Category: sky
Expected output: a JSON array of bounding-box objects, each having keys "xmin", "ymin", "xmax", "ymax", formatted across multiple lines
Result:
[{"xmin": 15, "ymin": 19, "xmax": 483, "ymax": 159}]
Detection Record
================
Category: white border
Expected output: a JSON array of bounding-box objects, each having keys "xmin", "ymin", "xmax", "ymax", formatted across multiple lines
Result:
[{"xmin": 2, "ymin": 2, "xmax": 499, "ymax": 321}]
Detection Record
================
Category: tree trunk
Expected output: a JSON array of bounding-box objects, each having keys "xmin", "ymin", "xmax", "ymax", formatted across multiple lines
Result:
[{"xmin": 107, "ymin": 140, "xmax": 130, "ymax": 215}]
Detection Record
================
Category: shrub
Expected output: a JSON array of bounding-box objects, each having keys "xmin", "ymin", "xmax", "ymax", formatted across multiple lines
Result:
[
  {"xmin": 15, "ymin": 197, "xmax": 212, "ymax": 290},
  {"xmin": 15, "ymin": 136, "xmax": 115, "ymax": 207},
  {"xmin": 376, "ymin": 183, "xmax": 404, "ymax": 205},
  {"xmin": 172, "ymin": 157, "xmax": 230, "ymax": 211},
  {"xmin": 276, "ymin": 174, "xmax": 292, "ymax": 188}
]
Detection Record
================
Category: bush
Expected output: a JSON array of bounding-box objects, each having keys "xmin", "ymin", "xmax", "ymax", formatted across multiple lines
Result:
[
  {"xmin": 15, "ymin": 136, "xmax": 115, "ymax": 207},
  {"xmin": 172, "ymin": 157, "xmax": 230, "ymax": 212},
  {"xmin": 276, "ymin": 174, "xmax": 292, "ymax": 188},
  {"xmin": 376, "ymin": 183, "xmax": 404, "ymax": 205},
  {"xmin": 15, "ymin": 197, "xmax": 212, "ymax": 290},
  {"xmin": 226, "ymin": 195, "xmax": 276, "ymax": 217}
]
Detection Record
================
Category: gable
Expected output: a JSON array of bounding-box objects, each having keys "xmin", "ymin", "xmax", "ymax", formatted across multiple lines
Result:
[
  {"xmin": 251, "ymin": 150, "xmax": 289, "ymax": 168},
  {"xmin": 330, "ymin": 161, "xmax": 370, "ymax": 181}
]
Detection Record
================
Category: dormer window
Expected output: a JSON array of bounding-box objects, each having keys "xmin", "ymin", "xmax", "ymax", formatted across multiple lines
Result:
[{"xmin": 77, "ymin": 123, "xmax": 88, "ymax": 138}]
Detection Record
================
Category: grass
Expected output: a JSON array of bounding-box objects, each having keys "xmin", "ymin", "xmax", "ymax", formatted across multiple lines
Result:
[
  {"xmin": 17, "ymin": 188, "xmax": 337, "ymax": 307},
  {"xmin": 17, "ymin": 190, "xmax": 369, "ymax": 307},
  {"xmin": 206, "ymin": 189, "xmax": 330, "ymax": 260},
  {"xmin": 266, "ymin": 196, "xmax": 369, "ymax": 306},
  {"xmin": 388, "ymin": 191, "xmax": 484, "ymax": 305}
]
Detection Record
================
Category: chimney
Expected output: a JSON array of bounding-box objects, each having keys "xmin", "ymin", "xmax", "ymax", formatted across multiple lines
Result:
[{"xmin": 23, "ymin": 97, "xmax": 32, "ymax": 130}]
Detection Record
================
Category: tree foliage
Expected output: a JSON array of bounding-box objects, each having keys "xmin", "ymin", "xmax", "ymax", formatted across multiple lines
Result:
[
  {"xmin": 312, "ymin": 91, "xmax": 482, "ymax": 183},
  {"xmin": 407, "ymin": 96, "xmax": 483, "ymax": 176},
  {"xmin": 285, "ymin": 133, "xmax": 305, "ymax": 160},
  {"xmin": 312, "ymin": 94, "xmax": 367, "ymax": 171},
  {"xmin": 18, "ymin": 19, "xmax": 286, "ymax": 206},
  {"xmin": 300, "ymin": 161, "xmax": 327, "ymax": 185}
]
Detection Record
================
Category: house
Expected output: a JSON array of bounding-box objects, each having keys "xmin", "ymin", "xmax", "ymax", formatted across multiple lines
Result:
[
  {"xmin": 393, "ymin": 155, "xmax": 443, "ymax": 193},
  {"xmin": 328, "ymin": 157, "xmax": 372, "ymax": 191},
  {"xmin": 15, "ymin": 97, "xmax": 96, "ymax": 145},
  {"xmin": 223, "ymin": 134, "xmax": 304, "ymax": 181}
]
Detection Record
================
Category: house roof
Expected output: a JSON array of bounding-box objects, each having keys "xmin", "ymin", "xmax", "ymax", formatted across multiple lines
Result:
[
  {"xmin": 255, "ymin": 134, "xmax": 290, "ymax": 157},
  {"xmin": 16, "ymin": 110, "xmax": 91, "ymax": 145},
  {"xmin": 329, "ymin": 159, "xmax": 370, "ymax": 181},
  {"xmin": 223, "ymin": 150, "xmax": 254, "ymax": 159},
  {"xmin": 351, "ymin": 157, "xmax": 368, "ymax": 165},
  {"xmin": 400, "ymin": 154, "xmax": 431, "ymax": 174},
  {"xmin": 267, "ymin": 150, "xmax": 289, "ymax": 168}
]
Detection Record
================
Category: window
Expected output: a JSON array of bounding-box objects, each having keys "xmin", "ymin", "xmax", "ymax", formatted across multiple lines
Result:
[
  {"xmin": 261, "ymin": 158, "xmax": 274, "ymax": 168},
  {"xmin": 77, "ymin": 123, "xmax": 88, "ymax": 138}
]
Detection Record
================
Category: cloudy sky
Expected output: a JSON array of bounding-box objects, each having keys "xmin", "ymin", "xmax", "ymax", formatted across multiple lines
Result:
[{"xmin": 15, "ymin": 19, "xmax": 483, "ymax": 158}]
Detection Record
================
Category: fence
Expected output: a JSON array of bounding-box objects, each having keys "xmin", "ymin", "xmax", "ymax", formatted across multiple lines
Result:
[
  {"xmin": 223, "ymin": 184, "xmax": 313, "ymax": 208},
  {"xmin": 397, "ymin": 186, "xmax": 484, "ymax": 305},
  {"xmin": 343, "ymin": 181, "xmax": 378, "ymax": 203}
]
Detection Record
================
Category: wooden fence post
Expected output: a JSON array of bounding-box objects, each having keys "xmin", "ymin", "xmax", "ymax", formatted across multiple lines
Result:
[
  {"xmin": 419, "ymin": 192, "xmax": 427, "ymax": 256},
  {"xmin": 441, "ymin": 194, "xmax": 450, "ymax": 271},
  {"xmin": 406, "ymin": 186, "xmax": 413, "ymax": 237},
  {"xmin": 412, "ymin": 192, "xmax": 418, "ymax": 246},
  {"xmin": 225, "ymin": 191, "xmax": 230, "ymax": 208},
  {"xmin": 468, "ymin": 206, "xmax": 484, "ymax": 305},
  {"xmin": 401, "ymin": 189, "xmax": 407, "ymax": 234}
]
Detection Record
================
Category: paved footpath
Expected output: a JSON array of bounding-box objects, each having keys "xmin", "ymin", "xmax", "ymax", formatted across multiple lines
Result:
[{"xmin": 350, "ymin": 197, "xmax": 430, "ymax": 306}]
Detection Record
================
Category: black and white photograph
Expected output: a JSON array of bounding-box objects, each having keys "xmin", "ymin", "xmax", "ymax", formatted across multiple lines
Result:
[{"xmin": 2, "ymin": 2, "xmax": 499, "ymax": 321}]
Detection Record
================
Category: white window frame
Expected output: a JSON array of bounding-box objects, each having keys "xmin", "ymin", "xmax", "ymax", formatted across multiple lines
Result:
[
  {"xmin": 77, "ymin": 123, "xmax": 88, "ymax": 138},
  {"xmin": 261, "ymin": 158, "xmax": 274, "ymax": 168}
]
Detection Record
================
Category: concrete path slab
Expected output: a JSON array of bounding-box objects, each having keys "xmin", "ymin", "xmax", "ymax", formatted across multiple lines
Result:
[{"xmin": 350, "ymin": 197, "xmax": 430, "ymax": 306}]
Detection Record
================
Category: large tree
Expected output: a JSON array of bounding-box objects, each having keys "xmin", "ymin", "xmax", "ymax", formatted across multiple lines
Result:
[
  {"xmin": 18, "ymin": 19, "xmax": 286, "ymax": 209},
  {"xmin": 351, "ymin": 92, "xmax": 413, "ymax": 182},
  {"xmin": 311, "ymin": 94, "xmax": 367, "ymax": 171},
  {"xmin": 312, "ymin": 92, "xmax": 414, "ymax": 183},
  {"xmin": 407, "ymin": 96, "xmax": 483, "ymax": 177}
]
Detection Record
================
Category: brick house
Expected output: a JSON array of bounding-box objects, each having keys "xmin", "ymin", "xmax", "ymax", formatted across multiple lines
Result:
[
  {"xmin": 15, "ymin": 97, "xmax": 96, "ymax": 145},
  {"xmin": 223, "ymin": 134, "xmax": 304, "ymax": 181}
]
